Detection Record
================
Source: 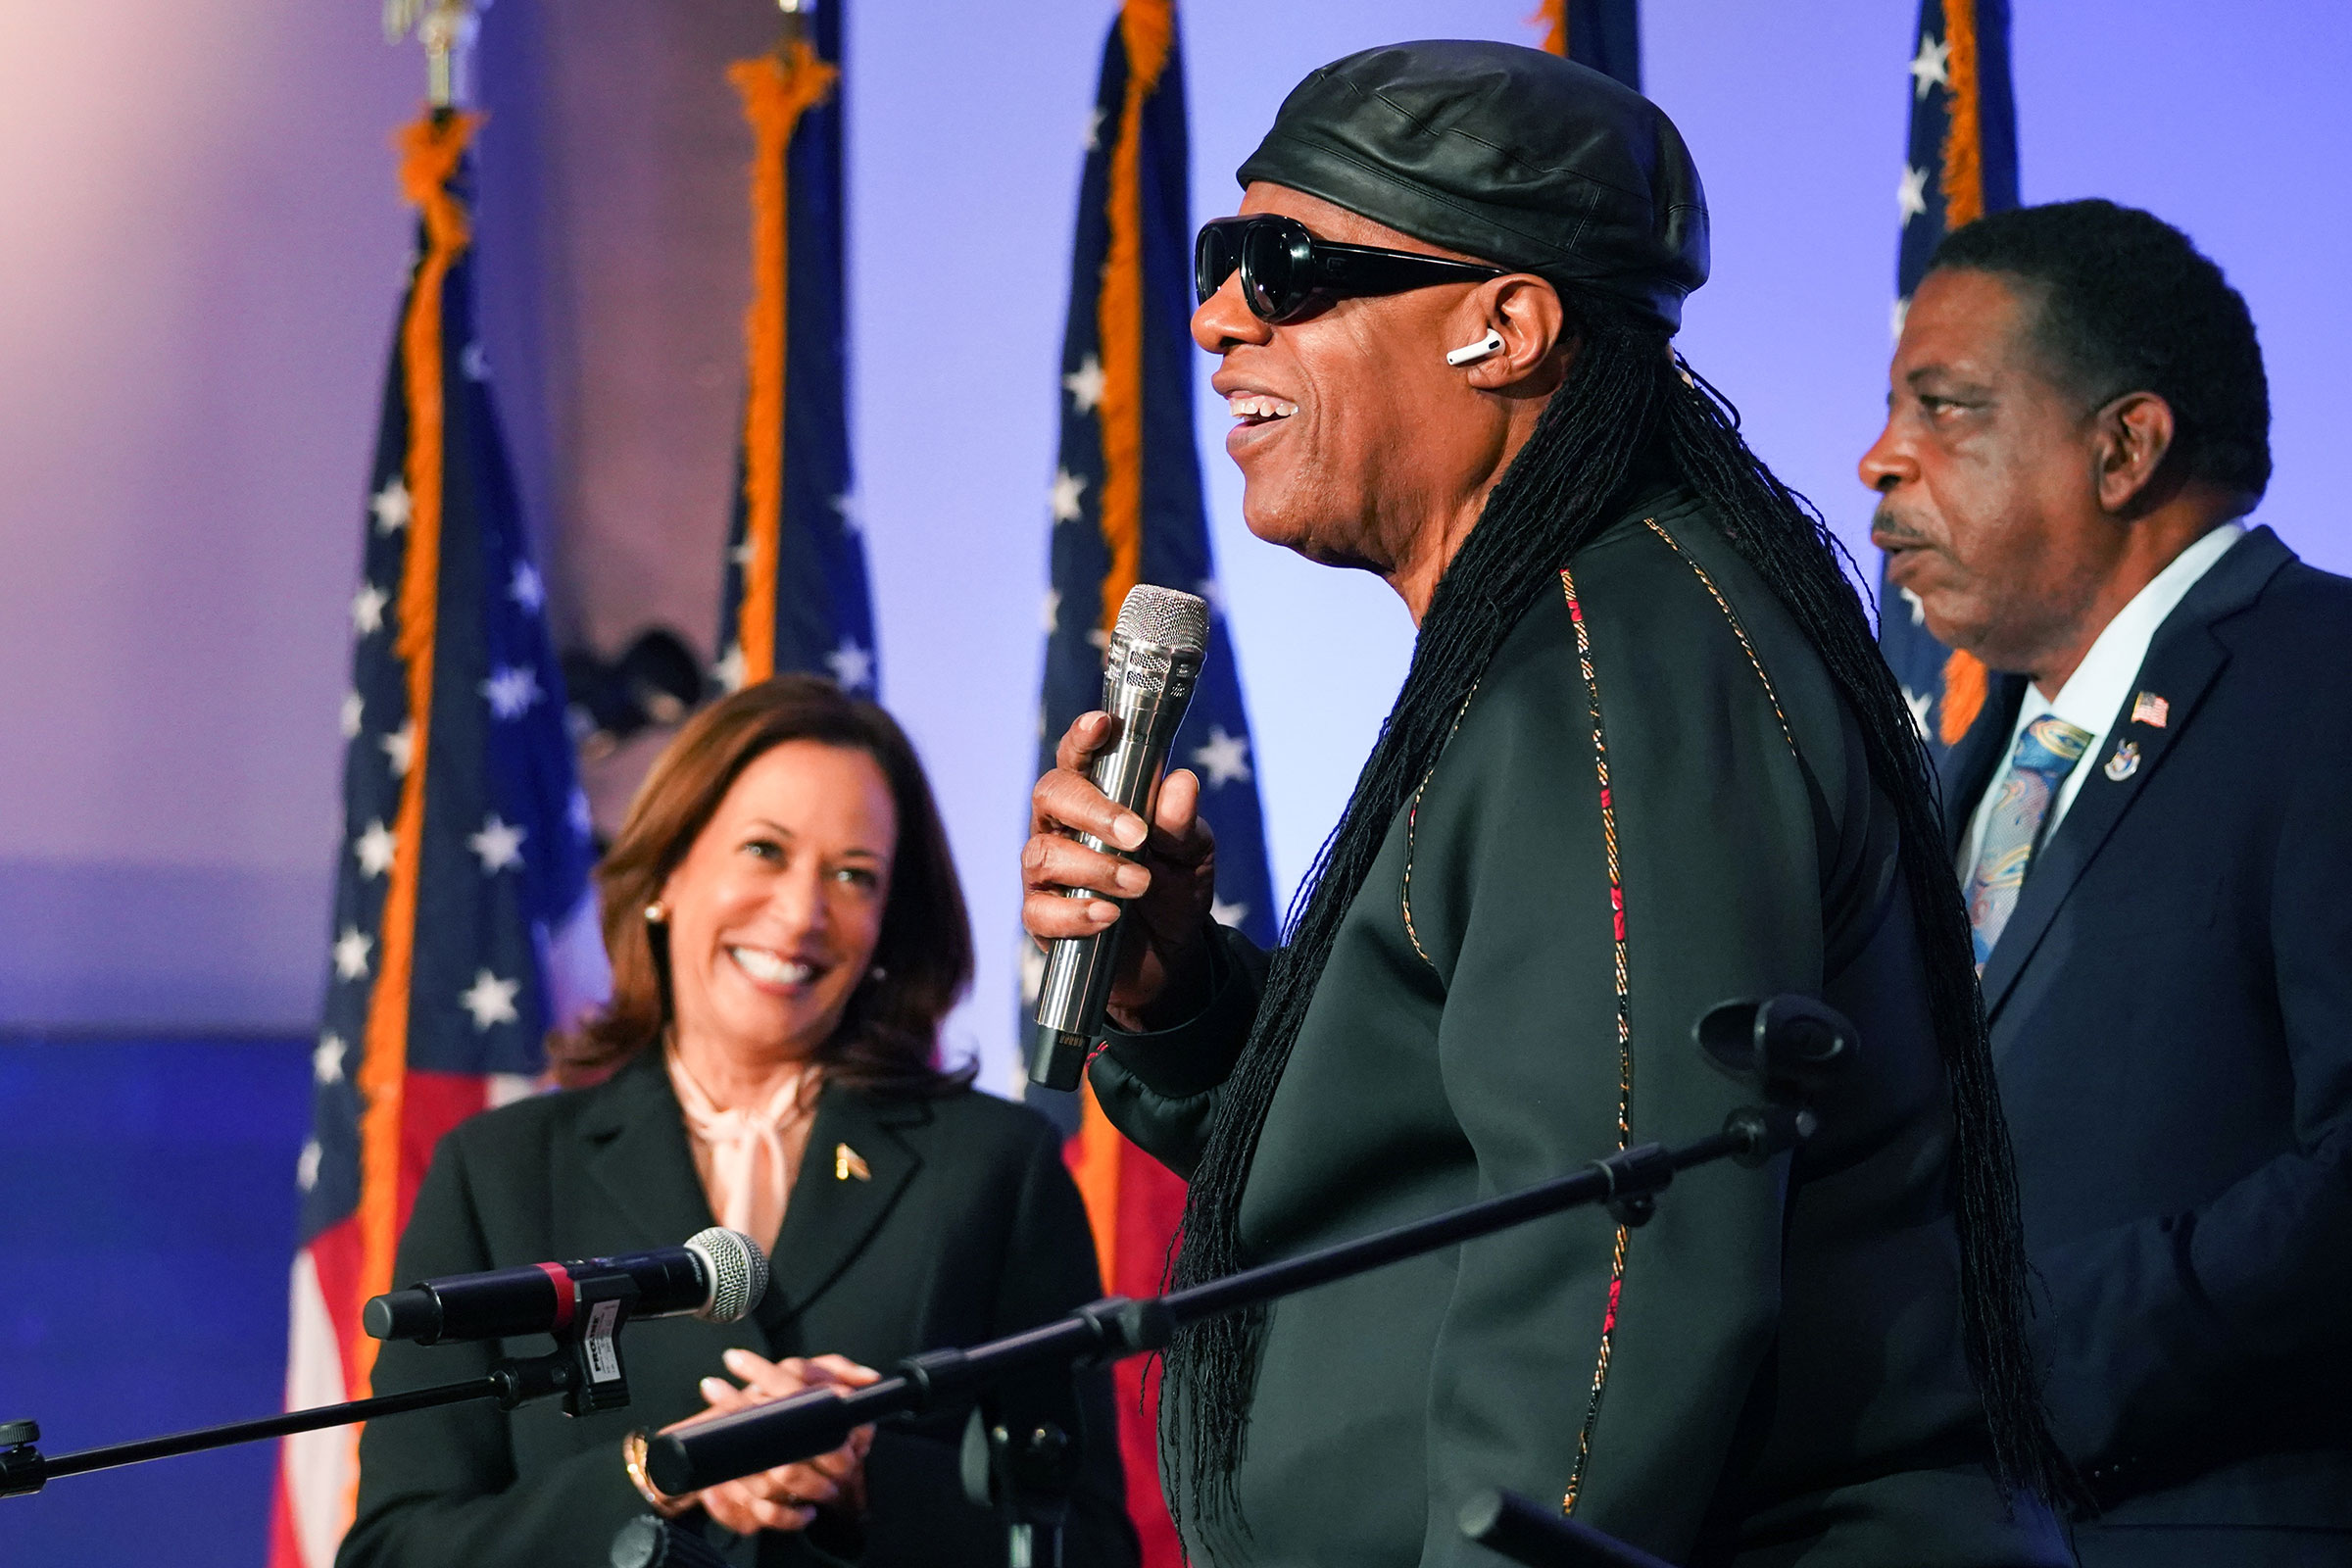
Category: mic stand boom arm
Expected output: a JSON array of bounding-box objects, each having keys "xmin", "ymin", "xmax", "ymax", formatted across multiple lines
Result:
[
  {"xmin": 647, "ymin": 1098, "xmax": 1816, "ymax": 1494},
  {"xmin": 0, "ymin": 1359, "xmax": 565, "ymax": 1499},
  {"xmin": 0, "ymin": 1269, "xmax": 649, "ymax": 1500}
]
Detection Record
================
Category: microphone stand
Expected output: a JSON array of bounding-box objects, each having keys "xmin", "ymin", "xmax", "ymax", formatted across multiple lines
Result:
[
  {"xmin": 645, "ymin": 1101, "xmax": 1816, "ymax": 1496},
  {"xmin": 0, "ymin": 1290, "xmax": 645, "ymax": 1499},
  {"xmin": 649, "ymin": 993, "xmax": 1856, "ymax": 1568}
]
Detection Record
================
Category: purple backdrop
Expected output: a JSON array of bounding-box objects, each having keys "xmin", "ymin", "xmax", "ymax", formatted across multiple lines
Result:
[
  {"xmin": 0, "ymin": 0, "xmax": 2343, "ymax": 1099},
  {"xmin": 0, "ymin": 5, "xmax": 2343, "ymax": 1563}
]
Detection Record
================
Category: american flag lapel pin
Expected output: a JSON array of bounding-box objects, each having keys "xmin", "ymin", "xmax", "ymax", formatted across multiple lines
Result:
[
  {"xmin": 2131, "ymin": 690, "xmax": 2170, "ymax": 728},
  {"xmin": 835, "ymin": 1143, "xmax": 870, "ymax": 1182}
]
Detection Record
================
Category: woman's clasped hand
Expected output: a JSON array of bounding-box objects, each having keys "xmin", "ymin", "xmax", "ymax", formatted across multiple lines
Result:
[{"xmin": 663, "ymin": 1350, "xmax": 882, "ymax": 1534}]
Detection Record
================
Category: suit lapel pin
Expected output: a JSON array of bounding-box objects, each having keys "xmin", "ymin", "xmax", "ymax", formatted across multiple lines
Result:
[
  {"xmin": 2130, "ymin": 690, "xmax": 2170, "ymax": 728},
  {"xmin": 834, "ymin": 1143, "xmax": 870, "ymax": 1182},
  {"xmin": 2103, "ymin": 741, "xmax": 2141, "ymax": 781}
]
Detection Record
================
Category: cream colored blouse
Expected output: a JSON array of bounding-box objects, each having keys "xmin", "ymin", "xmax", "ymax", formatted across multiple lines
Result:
[{"xmin": 662, "ymin": 1044, "xmax": 817, "ymax": 1255}]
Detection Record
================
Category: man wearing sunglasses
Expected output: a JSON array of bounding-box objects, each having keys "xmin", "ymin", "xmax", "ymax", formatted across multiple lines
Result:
[{"xmin": 1022, "ymin": 40, "xmax": 2069, "ymax": 1568}]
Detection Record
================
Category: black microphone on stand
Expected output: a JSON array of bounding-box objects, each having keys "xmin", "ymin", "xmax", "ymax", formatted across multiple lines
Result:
[
  {"xmin": 363, "ymin": 1227, "xmax": 767, "ymax": 1345},
  {"xmin": 1029, "ymin": 583, "xmax": 1208, "ymax": 1091}
]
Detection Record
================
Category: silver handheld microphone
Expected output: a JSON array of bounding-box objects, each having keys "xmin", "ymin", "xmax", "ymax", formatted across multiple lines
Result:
[{"xmin": 1029, "ymin": 584, "xmax": 1208, "ymax": 1090}]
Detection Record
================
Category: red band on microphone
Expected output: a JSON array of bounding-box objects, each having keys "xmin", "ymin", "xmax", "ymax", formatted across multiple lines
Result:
[{"xmin": 535, "ymin": 1260, "xmax": 575, "ymax": 1333}]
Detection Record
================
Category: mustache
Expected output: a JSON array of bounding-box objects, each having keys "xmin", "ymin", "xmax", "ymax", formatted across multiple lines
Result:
[{"xmin": 1869, "ymin": 505, "xmax": 1932, "ymax": 548}]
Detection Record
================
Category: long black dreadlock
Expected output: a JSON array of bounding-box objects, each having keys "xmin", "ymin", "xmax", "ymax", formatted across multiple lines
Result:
[{"xmin": 1159, "ymin": 291, "xmax": 2073, "ymax": 1544}]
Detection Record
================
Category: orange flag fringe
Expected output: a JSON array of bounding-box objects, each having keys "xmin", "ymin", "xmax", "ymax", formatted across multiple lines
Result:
[
  {"xmin": 351, "ymin": 108, "xmax": 479, "ymax": 1395},
  {"xmin": 727, "ymin": 42, "xmax": 841, "ymax": 685}
]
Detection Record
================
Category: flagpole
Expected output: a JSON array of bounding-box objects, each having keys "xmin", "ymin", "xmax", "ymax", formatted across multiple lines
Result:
[
  {"xmin": 385, "ymin": 0, "xmax": 479, "ymax": 109},
  {"xmin": 718, "ymin": 0, "xmax": 863, "ymax": 696}
]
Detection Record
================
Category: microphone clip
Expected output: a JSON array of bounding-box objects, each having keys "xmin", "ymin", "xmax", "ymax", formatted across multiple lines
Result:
[
  {"xmin": 547, "ymin": 1270, "xmax": 638, "ymax": 1418},
  {"xmin": 448, "ymin": 1268, "xmax": 646, "ymax": 1418},
  {"xmin": 462, "ymin": 1279, "xmax": 639, "ymax": 1418}
]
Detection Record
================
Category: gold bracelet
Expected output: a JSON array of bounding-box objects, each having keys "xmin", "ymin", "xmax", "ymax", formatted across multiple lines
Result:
[{"xmin": 621, "ymin": 1430, "xmax": 693, "ymax": 1518}]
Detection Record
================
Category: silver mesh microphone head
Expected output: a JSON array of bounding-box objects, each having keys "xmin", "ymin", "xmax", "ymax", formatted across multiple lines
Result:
[
  {"xmin": 684, "ymin": 1227, "xmax": 768, "ymax": 1323},
  {"xmin": 1114, "ymin": 584, "xmax": 1208, "ymax": 654}
]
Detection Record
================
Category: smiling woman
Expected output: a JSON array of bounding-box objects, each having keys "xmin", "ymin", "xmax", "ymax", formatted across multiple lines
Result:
[
  {"xmin": 340, "ymin": 677, "xmax": 1137, "ymax": 1568},
  {"xmin": 560, "ymin": 676, "xmax": 974, "ymax": 1106}
]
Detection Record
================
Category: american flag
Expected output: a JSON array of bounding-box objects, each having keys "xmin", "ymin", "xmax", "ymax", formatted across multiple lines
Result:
[
  {"xmin": 1880, "ymin": 0, "xmax": 2019, "ymax": 757},
  {"xmin": 715, "ymin": 0, "xmax": 877, "ymax": 698},
  {"xmin": 1027, "ymin": 3, "xmax": 1277, "ymax": 1561},
  {"xmin": 267, "ymin": 111, "xmax": 600, "ymax": 1568},
  {"xmin": 1534, "ymin": 0, "xmax": 1642, "ymax": 87}
]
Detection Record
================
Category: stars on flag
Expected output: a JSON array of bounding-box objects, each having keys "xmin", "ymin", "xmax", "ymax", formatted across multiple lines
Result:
[
  {"xmin": 369, "ymin": 476, "xmax": 413, "ymax": 536},
  {"xmin": 1210, "ymin": 897, "xmax": 1249, "ymax": 927},
  {"xmin": 831, "ymin": 491, "xmax": 862, "ymax": 535},
  {"xmin": 480, "ymin": 664, "xmax": 542, "ymax": 720},
  {"xmin": 467, "ymin": 813, "xmax": 526, "ymax": 874},
  {"xmin": 731, "ymin": 536, "xmax": 760, "ymax": 569},
  {"xmin": 1042, "ymin": 588, "xmax": 1060, "ymax": 635},
  {"xmin": 354, "ymin": 819, "xmax": 397, "ymax": 878},
  {"xmin": 1909, "ymin": 32, "xmax": 1950, "ymax": 99},
  {"xmin": 1049, "ymin": 468, "xmax": 1088, "ymax": 524},
  {"xmin": 381, "ymin": 719, "xmax": 416, "ymax": 778},
  {"xmin": 1904, "ymin": 686, "xmax": 1935, "ymax": 739},
  {"xmin": 1195, "ymin": 577, "xmax": 1225, "ymax": 615},
  {"xmin": 460, "ymin": 968, "xmax": 522, "ymax": 1031},
  {"xmin": 299, "ymin": 139, "xmax": 603, "ymax": 1445},
  {"xmin": 712, "ymin": 643, "xmax": 748, "ymax": 695},
  {"xmin": 1899, "ymin": 586, "xmax": 1928, "ymax": 626},
  {"xmin": 1063, "ymin": 355, "xmax": 1106, "ymax": 416},
  {"xmin": 352, "ymin": 582, "xmax": 390, "ymax": 637},
  {"xmin": 826, "ymin": 638, "xmax": 875, "ymax": 694},
  {"xmin": 1192, "ymin": 725, "xmax": 1252, "ymax": 789},
  {"xmin": 333, "ymin": 926, "xmax": 374, "ymax": 981},
  {"xmin": 1084, "ymin": 106, "xmax": 1107, "ymax": 152},
  {"xmin": 568, "ymin": 788, "xmax": 595, "ymax": 841},
  {"xmin": 1897, "ymin": 164, "xmax": 1931, "ymax": 224},
  {"xmin": 1891, "ymin": 295, "xmax": 1912, "ymax": 342}
]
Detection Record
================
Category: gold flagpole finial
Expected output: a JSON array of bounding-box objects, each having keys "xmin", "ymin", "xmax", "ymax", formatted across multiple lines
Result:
[{"xmin": 385, "ymin": 0, "xmax": 480, "ymax": 109}]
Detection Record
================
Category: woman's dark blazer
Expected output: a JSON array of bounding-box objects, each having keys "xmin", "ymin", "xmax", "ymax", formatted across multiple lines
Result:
[{"xmin": 339, "ymin": 1052, "xmax": 1136, "ymax": 1568}]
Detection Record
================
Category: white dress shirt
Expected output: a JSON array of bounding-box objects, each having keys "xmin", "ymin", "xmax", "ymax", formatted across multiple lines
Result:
[{"xmin": 1959, "ymin": 523, "xmax": 2244, "ymax": 878}]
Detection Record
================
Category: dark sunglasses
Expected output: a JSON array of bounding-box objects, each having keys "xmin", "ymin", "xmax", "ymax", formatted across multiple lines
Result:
[{"xmin": 1194, "ymin": 214, "xmax": 1508, "ymax": 324}]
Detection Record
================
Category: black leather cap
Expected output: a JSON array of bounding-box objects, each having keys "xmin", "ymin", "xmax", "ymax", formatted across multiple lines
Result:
[{"xmin": 1237, "ymin": 40, "xmax": 1708, "ymax": 334}]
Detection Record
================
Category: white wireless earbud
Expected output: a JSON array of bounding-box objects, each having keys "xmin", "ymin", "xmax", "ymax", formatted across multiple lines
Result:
[{"xmin": 1445, "ymin": 327, "xmax": 1505, "ymax": 368}]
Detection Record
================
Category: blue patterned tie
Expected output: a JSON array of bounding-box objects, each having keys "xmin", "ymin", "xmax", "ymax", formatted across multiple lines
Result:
[{"xmin": 1965, "ymin": 714, "xmax": 2094, "ymax": 969}]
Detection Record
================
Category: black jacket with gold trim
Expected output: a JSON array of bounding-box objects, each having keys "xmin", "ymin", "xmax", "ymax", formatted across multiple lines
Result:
[
  {"xmin": 339, "ymin": 1054, "xmax": 1136, "ymax": 1568},
  {"xmin": 1092, "ymin": 489, "xmax": 2068, "ymax": 1568}
]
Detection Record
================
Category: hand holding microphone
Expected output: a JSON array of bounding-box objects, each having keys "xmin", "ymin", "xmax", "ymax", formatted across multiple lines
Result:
[{"xmin": 1023, "ymin": 586, "xmax": 1223, "ymax": 1086}]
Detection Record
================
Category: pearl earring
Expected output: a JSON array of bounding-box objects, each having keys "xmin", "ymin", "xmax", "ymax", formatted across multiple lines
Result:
[{"xmin": 643, "ymin": 902, "xmax": 669, "ymax": 925}]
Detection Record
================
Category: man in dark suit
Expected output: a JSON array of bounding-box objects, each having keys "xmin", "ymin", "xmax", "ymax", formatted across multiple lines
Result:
[{"xmin": 1863, "ymin": 198, "xmax": 2352, "ymax": 1564}]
